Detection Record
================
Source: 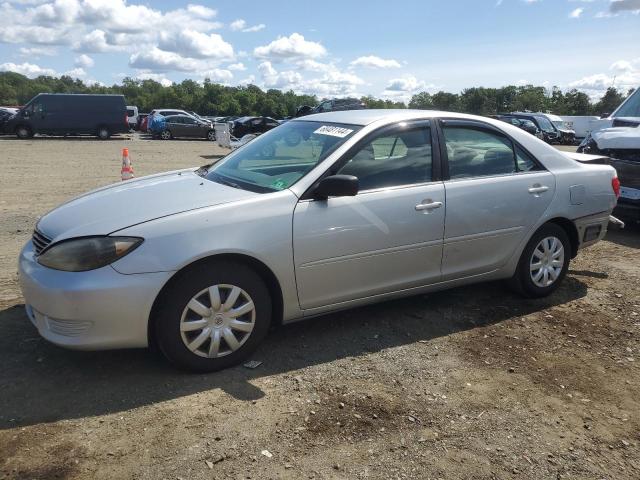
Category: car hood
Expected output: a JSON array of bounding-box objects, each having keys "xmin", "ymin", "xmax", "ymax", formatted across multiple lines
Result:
[{"xmin": 37, "ymin": 169, "xmax": 258, "ymax": 241}]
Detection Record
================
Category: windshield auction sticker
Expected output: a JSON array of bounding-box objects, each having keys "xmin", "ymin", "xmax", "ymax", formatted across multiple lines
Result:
[{"xmin": 313, "ymin": 126, "xmax": 354, "ymax": 138}]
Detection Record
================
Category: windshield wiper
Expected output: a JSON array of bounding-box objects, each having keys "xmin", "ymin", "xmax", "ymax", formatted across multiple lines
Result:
[{"xmin": 213, "ymin": 175, "xmax": 242, "ymax": 189}]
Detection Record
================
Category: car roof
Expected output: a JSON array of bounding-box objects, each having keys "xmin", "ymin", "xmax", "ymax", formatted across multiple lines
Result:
[{"xmin": 292, "ymin": 109, "xmax": 483, "ymax": 126}]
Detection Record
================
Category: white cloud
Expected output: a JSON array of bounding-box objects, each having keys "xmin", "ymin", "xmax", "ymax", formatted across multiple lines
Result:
[
  {"xmin": 135, "ymin": 72, "xmax": 173, "ymax": 87},
  {"xmin": 350, "ymin": 55, "xmax": 401, "ymax": 69},
  {"xmin": 230, "ymin": 18, "xmax": 265, "ymax": 33},
  {"xmin": 79, "ymin": 0, "xmax": 162, "ymax": 34},
  {"xmin": 129, "ymin": 48, "xmax": 200, "ymax": 72},
  {"xmin": 568, "ymin": 58, "xmax": 640, "ymax": 98},
  {"xmin": 185, "ymin": 4, "xmax": 216, "ymax": 19},
  {"xmin": 569, "ymin": 7, "xmax": 584, "ymax": 18},
  {"xmin": 64, "ymin": 66, "xmax": 85, "ymax": 77},
  {"xmin": 200, "ymin": 68, "xmax": 233, "ymax": 83},
  {"xmin": 385, "ymin": 75, "xmax": 425, "ymax": 92},
  {"xmin": 229, "ymin": 19, "xmax": 246, "ymax": 31},
  {"xmin": 74, "ymin": 53, "xmax": 94, "ymax": 68},
  {"xmin": 19, "ymin": 46, "xmax": 57, "ymax": 56},
  {"xmin": 242, "ymin": 23, "xmax": 265, "ymax": 32},
  {"xmin": 227, "ymin": 62, "xmax": 246, "ymax": 71},
  {"xmin": 254, "ymin": 33, "xmax": 326, "ymax": 60},
  {"xmin": 610, "ymin": 0, "xmax": 640, "ymax": 13},
  {"xmin": 158, "ymin": 29, "xmax": 234, "ymax": 60},
  {"xmin": 0, "ymin": 61, "xmax": 56, "ymax": 77}
]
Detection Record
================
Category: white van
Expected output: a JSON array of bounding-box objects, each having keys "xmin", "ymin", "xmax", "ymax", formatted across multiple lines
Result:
[
  {"xmin": 127, "ymin": 105, "xmax": 138, "ymax": 130},
  {"xmin": 559, "ymin": 116, "xmax": 600, "ymax": 140}
]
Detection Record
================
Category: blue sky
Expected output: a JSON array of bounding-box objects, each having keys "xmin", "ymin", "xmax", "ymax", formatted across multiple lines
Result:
[{"xmin": 0, "ymin": 0, "xmax": 639, "ymax": 101}]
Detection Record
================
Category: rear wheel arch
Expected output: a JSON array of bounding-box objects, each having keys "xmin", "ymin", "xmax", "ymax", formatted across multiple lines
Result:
[
  {"xmin": 547, "ymin": 217, "xmax": 579, "ymax": 258},
  {"xmin": 148, "ymin": 253, "xmax": 284, "ymax": 348}
]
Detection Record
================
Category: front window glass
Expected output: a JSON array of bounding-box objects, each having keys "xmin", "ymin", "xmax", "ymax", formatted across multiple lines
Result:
[
  {"xmin": 552, "ymin": 120, "xmax": 565, "ymax": 129},
  {"xmin": 206, "ymin": 121, "xmax": 360, "ymax": 193},
  {"xmin": 338, "ymin": 127, "xmax": 432, "ymax": 190}
]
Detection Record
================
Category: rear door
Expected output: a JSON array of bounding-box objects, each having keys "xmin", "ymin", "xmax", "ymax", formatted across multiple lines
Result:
[{"xmin": 439, "ymin": 119, "xmax": 556, "ymax": 279}]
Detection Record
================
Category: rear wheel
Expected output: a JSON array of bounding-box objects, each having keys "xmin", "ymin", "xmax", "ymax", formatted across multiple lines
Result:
[
  {"xmin": 509, "ymin": 223, "xmax": 571, "ymax": 298},
  {"xmin": 160, "ymin": 130, "xmax": 172, "ymax": 140},
  {"xmin": 154, "ymin": 261, "xmax": 272, "ymax": 372},
  {"xmin": 16, "ymin": 125, "xmax": 33, "ymax": 139},
  {"xmin": 97, "ymin": 126, "xmax": 110, "ymax": 140}
]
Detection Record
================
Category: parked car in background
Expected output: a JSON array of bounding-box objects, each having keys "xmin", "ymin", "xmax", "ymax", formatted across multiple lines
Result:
[
  {"xmin": 507, "ymin": 112, "xmax": 561, "ymax": 144},
  {"xmin": 537, "ymin": 113, "xmax": 576, "ymax": 145},
  {"xmin": 158, "ymin": 114, "xmax": 216, "ymax": 141},
  {"xmin": 493, "ymin": 115, "xmax": 544, "ymax": 139},
  {"xmin": 127, "ymin": 105, "xmax": 138, "ymax": 130},
  {"xmin": 188, "ymin": 111, "xmax": 212, "ymax": 126},
  {"xmin": 577, "ymin": 127, "xmax": 640, "ymax": 223},
  {"xmin": 232, "ymin": 116, "xmax": 280, "ymax": 138},
  {"xmin": 0, "ymin": 107, "xmax": 18, "ymax": 134},
  {"xmin": 4, "ymin": 94, "xmax": 128, "ymax": 139},
  {"xmin": 19, "ymin": 109, "xmax": 619, "ymax": 372},
  {"xmin": 136, "ymin": 113, "xmax": 149, "ymax": 131},
  {"xmin": 295, "ymin": 98, "xmax": 367, "ymax": 117}
]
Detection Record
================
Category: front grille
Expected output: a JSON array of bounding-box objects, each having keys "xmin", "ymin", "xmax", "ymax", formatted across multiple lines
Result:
[{"xmin": 32, "ymin": 229, "xmax": 52, "ymax": 255}]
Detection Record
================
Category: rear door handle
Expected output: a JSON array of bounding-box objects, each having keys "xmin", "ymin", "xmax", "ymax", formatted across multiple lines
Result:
[
  {"xmin": 415, "ymin": 201, "xmax": 443, "ymax": 212},
  {"xmin": 528, "ymin": 185, "xmax": 549, "ymax": 194}
]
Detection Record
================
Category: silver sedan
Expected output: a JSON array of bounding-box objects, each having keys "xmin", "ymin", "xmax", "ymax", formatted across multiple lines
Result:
[{"xmin": 19, "ymin": 110, "xmax": 619, "ymax": 371}]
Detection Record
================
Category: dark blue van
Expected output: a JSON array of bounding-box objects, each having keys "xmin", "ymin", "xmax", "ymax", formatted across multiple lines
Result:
[{"xmin": 5, "ymin": 93, "xmax": 129, "ymax": 139}]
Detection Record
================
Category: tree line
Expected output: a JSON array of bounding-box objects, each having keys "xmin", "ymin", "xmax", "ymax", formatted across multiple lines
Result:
[{"xmin": 0, "ymin": 71, "xmax": 631, "ymax": 118}]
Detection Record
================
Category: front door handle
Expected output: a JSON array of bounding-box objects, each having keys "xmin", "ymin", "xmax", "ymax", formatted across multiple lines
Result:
[
  {"xmin": 415, "ymin": 200, "xmax": 443, "ymax": 212},
  {"xmin": 528, "ymin": 185, "xmax": 549, "ymax": 194}
]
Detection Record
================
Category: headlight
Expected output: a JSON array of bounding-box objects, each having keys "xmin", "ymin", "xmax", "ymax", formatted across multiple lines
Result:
[{"xmin": 37, "ymin": 236, "xmax": 143, "ymax": 272}]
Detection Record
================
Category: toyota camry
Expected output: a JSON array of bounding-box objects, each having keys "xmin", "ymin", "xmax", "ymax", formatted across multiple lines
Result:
[{"xmin": 19, "ymin": 110, "xmax": 619, "ymax": 372}]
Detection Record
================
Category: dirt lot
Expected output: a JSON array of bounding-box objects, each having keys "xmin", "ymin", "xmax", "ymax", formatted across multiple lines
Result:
[{"xmin": 0, "ymin": 136, "xmax": 638, "ymax": 480}]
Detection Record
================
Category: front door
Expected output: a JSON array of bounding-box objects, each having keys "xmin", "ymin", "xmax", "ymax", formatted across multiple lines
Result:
[
  {"xmin": 439, "ymin": 120, "xmax": 556, "ymax": 279},
  {"xmin": 293, "ymin": 122, "xmax": 445, "ymax": 310}
]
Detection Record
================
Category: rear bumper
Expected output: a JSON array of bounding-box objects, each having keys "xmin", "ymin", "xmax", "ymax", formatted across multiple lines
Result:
[{"xmin": 573, "ymin": 211, "xmax": 611, "ymax": 249}]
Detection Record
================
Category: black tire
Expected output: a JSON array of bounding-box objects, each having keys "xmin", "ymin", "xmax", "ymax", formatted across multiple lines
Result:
[
  {"xmin": 206, "ymin": 130, "xmax": 216, "ymax": 141},
  {"xmin": 154, "ymin": 261, "xmax": 272, "ymax": 372},
  {"xmin": 509, "ymin": 223, "xmax": 571, "ymax": 298},
  {"xmin": 15, "ymin": 125, "xmax": 33, "ymax": 139},
  {"xmin": 97, "ymin": 126, "xmax": 110, "ymax": 140},
  {"xmin": 160, "ymin": 130, "xmax": 172, "ymax": 140}
]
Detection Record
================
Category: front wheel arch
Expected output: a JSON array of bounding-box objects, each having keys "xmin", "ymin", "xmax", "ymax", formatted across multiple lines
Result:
[{"xmin": 148, "ymin": 253, "xmax": 284, "ymax": 349}]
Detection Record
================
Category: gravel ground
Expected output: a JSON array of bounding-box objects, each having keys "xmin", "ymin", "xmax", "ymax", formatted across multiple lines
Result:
[{"xmin": 0, "ymin": 135, "xmax": 638, "ymax": 480}]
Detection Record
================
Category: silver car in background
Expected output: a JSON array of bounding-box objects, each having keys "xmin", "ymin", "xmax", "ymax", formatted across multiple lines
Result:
[{"xmin": 19, "ymin": 110, "xmax": 619, "ymax": 372}]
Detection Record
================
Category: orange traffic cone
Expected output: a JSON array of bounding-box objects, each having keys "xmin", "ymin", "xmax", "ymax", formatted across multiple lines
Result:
[{"xmin": 121, "ymin": 148, "xmax": 134, "ymax": 181}]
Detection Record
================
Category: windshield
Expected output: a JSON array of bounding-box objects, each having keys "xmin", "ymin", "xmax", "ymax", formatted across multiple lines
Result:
[
  {"xmin": 614, "ymin": 89, "xmax": 640, "ymax": 117},
  {"xmin": 534, "ymin": 116, "xmax": 555, "ymax": 132},
  {"xmin": 205, "ymin": 120, "xmax": 361, "ymax": 193},
  {"xmin": 552, "ymin": 120, "xmax": 565, "ymax": 129}
]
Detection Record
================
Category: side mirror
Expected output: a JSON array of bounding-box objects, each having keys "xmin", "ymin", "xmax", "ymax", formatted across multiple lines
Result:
[{"xmin": 313, "ymin": 175, "xmax": 359, "ymax": 200}]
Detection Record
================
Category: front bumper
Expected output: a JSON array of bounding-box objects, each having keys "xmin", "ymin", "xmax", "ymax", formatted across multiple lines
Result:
[{"xmin": 18, "ymin": 241, "xmax": 173, "ymax": 350}]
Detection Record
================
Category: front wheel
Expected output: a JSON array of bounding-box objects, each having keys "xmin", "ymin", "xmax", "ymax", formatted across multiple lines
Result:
[
  {"xmin": 206, "ymin": 130, "xmax": 216, "ymax": 141},
  {"xmin": 16, "ymin": 125, "xmax": 33, "ymax": 139},
  {"xmin": 509, "ymin": 223, "xmax": 571, "ymax": 298},
  {"xmin": 154, "ymin": 261, "xmax": 272, "ymax": 372}
]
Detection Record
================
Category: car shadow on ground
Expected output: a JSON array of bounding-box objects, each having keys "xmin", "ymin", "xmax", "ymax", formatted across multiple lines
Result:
[{"xmin": 0, "ymin": 277, "xmax": 589, "ymax": 429}]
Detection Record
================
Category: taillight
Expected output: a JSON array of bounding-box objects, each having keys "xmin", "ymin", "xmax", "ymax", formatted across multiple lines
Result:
[{"xmin": 612, "ymin": 176, "xmax": 621, "ymax": 198}]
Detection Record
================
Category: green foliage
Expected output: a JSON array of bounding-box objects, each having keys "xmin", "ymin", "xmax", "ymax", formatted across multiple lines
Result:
[{"xmin": 0, "ymin": 72, "xmax": 631, "ymax": 118}]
